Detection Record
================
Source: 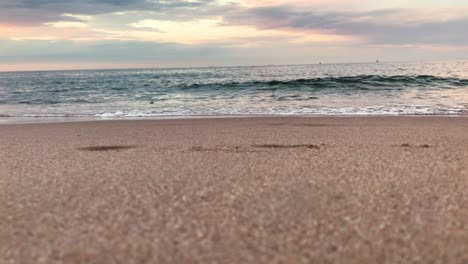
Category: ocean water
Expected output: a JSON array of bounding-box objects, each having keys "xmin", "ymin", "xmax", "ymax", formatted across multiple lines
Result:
[{"xmin": 1, "ymin": 61, "xmax": 468, "ymax": 120}]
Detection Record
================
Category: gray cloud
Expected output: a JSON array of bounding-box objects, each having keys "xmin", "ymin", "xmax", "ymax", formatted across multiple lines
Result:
[
  {"xmin": 1, "ymin": 1, "xmax": 467, "ymax": 48},
  {"xmin": 2, "ymin": 38, "xmax": 465, "ymax": 68},
  {"xmin": 222, "ymin": 6, "xmax": 468, "ymax": 46},
  {"xmin": 0, "ymin": 39, "xmax": 230, "ymax": 62},
  {"xmin": 0, "ymin": 0, "xmax": 217, "ymax": 24}
]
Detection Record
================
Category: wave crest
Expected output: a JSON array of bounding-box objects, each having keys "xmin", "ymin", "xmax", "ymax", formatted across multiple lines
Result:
[{"xmin": 181, "ymin": 75, "xmax": 468, "ymax": 91}]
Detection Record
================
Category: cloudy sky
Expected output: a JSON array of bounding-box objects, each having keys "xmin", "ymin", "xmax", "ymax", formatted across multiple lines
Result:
[{"xmin": 0, "ymin": 0, "xmax": 467, "ymax": 71}]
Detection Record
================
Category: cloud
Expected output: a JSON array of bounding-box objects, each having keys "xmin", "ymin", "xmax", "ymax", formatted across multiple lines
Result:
[
  {"xmin": 3, "ymin": 0, "xmax": 468, "ymax": 47},
  {"xmin": 1, "ymin": 38, "xmax": 466, "ymax": 67},
  {"xmin": 1, "ymin": 1, "xmax": 467, "ymax": 71},
  {"xmin": 0, "ymin": 39, "xmax": 230, "ymax": 62},
  {"xmin": 0, "ymin": 0, "xmax": 217, "ymax": 24},
  {"xmin": 222, "ymin": 6, "xmax": 468, "ymax": 45}
]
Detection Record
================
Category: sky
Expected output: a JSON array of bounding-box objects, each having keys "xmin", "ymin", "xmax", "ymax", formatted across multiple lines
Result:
[{"xmin": 0, "ymin": 0, "xmax": 467, "ymax": 71}]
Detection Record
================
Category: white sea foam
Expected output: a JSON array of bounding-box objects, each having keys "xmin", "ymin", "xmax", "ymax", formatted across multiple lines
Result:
[{"xmin": 1, "ymin": 61, "xmax": 467, "ymax": 120}]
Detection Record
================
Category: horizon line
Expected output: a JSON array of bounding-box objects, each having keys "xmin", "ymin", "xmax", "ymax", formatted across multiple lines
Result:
[{"xmin": 1, "ymin": 59, "xmax": 464, "ymax": 73}]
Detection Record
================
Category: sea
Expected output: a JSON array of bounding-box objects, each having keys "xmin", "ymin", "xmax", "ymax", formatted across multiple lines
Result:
[{"xmin": 1, "ymin": 60, "xmax": 467, "ymax": 122}]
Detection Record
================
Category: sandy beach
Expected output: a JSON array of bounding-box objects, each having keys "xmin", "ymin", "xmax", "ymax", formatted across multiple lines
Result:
[{"xmin": 0, "ymin": 116, "xmax": 467, "ymax": 263}]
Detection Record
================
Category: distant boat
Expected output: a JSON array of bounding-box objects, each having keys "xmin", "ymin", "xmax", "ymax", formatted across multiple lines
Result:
[{"xmin": 376, "ymin": 60, "xmax": 380, "ymax": 63}]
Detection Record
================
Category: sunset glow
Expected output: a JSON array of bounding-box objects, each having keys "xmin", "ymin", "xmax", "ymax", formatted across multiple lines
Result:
[{"xmin": 0, "ymin": 0, "xmax": 467, "ymax": 71}]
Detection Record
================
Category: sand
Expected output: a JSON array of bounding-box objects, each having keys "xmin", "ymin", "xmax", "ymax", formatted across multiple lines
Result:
[{"xmin": 0, "ymin": 116, "xmax": 467, "ymax": 263}]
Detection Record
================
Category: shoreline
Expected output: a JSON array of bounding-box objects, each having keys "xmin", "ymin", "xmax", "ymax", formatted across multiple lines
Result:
[
  {"xmin": 1, "ymin": 116, "xmax": 467, "ymax": 263},
  {"xmin": 1, "ymin": 114, "xmax": 468, "ymax": 125}
]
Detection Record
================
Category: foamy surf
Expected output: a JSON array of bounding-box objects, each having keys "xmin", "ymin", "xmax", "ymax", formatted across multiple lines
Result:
[{"xmin": 1, "ymin": 61, "xmax": 468, "ymax": 120}]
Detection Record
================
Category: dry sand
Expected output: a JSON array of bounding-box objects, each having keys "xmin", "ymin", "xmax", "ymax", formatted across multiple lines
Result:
[{"xmin": 0, "ymin": 116, "xmax": 467, "ymax": 263}]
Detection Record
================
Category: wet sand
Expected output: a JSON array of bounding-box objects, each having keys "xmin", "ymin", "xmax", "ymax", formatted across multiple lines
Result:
[{"xmin": 0, "ymin": 117, "xmax": 467, "ymax": 263}]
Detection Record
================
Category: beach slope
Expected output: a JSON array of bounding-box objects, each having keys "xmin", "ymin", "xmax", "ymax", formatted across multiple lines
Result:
[{"xmin": 0, "ymin": 117, "xmax": 467, "ymax": 263}]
